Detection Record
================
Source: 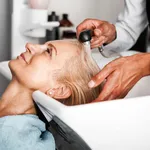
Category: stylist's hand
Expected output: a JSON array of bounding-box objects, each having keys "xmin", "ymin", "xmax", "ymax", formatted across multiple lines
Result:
[
  {"xmin": 76, "ymin": 19, "xmax": 116, "ymax": 49},
  {"xmin": 88, "ymin": 53, "xmax": 150, "ymax": 102}
]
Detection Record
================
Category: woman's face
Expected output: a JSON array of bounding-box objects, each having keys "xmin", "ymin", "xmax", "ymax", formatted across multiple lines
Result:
[{"xmin": 9, "ymin": 40, "xmax": 80, "ymax": 91}]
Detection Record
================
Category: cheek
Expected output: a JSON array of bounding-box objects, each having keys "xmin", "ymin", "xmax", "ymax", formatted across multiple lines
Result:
[
  {"xmin": 53, "ymin": 56, "xmax": 67, "ymax": 69},
  {"xmin": 21, "ymin": 65, "xmax": 52, "ymax": 89},
  {"xmin": 10, "ymin": 59, "xmax": 52, "ymax": 89},
  {"xmin": 10, "ymin": 57, "xmax": 58, "ymax": 90}
]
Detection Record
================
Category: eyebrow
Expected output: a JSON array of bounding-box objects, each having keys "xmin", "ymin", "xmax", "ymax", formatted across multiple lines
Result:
[{"xmin": 47, "ymin": 43, "xmax": 57, "ymax": 55}]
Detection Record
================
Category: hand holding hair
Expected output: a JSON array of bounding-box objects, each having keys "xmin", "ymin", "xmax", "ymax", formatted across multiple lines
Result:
[{"xmin": 88, "ymin": 53, "xmax": 150, "ymax": 101}]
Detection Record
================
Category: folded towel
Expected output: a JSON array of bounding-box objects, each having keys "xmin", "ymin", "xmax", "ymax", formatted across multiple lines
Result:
[{"xmin": 0, "ymin": 115, "xmax": 55, "ymax": 150}]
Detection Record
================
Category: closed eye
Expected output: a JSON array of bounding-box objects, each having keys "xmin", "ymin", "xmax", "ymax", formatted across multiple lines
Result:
[
  {"xmin": 45, "ymin": 43, "xmax": 57, "ymax": 58},
  {"xmin": 46, "ymin": 47, "xmax": 52, "ymax": 56}
]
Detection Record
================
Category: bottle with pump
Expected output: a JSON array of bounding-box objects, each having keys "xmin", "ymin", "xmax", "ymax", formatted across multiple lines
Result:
[{"xmin": 46, "ymin": 11, "xmax": 59, "ymax": 41}]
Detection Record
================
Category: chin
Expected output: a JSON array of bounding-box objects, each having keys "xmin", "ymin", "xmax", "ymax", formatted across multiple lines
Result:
[
  {"xmin": 8, "ymin": 59, "xmax": 14, "ymax": 70},
  {"xmin": 9, "ymin": 59, "xmax": 15, "ymax": 70},
  {"xmin": 8, "ymin": 59, "xmax": 20, "ymax": 76}
]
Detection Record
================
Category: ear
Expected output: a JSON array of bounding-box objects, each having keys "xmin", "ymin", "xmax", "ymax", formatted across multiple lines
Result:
[{"xmin": 46, "ymin": 84, "xmax": 71, "ymax": 100}]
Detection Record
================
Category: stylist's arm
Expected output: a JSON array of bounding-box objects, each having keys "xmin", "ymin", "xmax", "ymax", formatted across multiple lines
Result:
[
  {"xmin": 76, "ymin": 18, "xmax": 116, "ymax": 48},
  {"xmin": 88, "ymin": 53, "xmax": 150, "ymax": 102}
]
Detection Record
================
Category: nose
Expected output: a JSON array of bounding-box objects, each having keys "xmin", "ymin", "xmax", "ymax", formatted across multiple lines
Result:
[{"xmin": 25, "ymin": 43, "xmax": 47, "ymax": 54}]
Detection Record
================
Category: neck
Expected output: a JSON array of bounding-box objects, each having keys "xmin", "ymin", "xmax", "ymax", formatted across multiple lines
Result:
[{"xmin": 0, "ymin": 78, "xmax": 36, "ymax": 116}]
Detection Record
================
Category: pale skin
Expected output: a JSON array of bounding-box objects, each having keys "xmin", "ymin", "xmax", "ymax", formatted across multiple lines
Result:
[
  {"xmin": 0, "ymin": 40, "xmax": 80, "ymax": 117},
  {"xmin": 77, "ymin": 18, "xmax": 150, "ymax": 101}
]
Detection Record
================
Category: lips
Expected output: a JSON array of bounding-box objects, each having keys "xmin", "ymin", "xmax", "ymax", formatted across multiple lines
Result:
[{"xmin": 20, "ymin": 53, "xmax": 27, "ymax": 63}]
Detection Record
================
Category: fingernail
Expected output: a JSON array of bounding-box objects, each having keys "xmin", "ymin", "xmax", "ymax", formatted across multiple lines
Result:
[{"xmin": 88, "ymin": 80, "xmax": 95, "ymax": 88}]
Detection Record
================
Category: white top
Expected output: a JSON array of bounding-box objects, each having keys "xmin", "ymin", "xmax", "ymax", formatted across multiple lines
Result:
[{"xmin": 104, "ymin": 0, "xmax": 148, "ymax": 52}]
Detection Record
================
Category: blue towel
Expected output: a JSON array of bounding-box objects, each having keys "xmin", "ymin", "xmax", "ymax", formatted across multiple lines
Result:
[{"xmin": 0, "ymin": 115, "xmax": 55, "ymax": 150}]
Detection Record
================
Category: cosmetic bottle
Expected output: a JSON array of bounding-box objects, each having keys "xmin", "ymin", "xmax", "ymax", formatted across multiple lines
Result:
[
  {"xmin": 46, "ymin": 11, "xmax": 59, "ymax": 41},
  {"xmin": 59, "ymin": 14, "xmax": 73, "ymax": 27},
  {"xmin": 59, "ymin": 13, "xmax": 76, "ymax": 39}
]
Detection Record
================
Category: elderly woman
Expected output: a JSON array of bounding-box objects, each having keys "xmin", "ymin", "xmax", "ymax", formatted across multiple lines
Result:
[{"xmin": 0, "ymin": 40, "xmax": 101, "ymax": 150}]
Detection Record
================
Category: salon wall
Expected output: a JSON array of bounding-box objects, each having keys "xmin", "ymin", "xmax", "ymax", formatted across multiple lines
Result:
[
  {"xmin": 48, "ymin": 0, "xmax": 124, "ymax": 27},
  {"xmin": 96, "ymin": 0, "xmax": 124, "ymax": 23},
  {"xmin": 0, "ymin": 0, "xmax": 11, "ymax": 96}
]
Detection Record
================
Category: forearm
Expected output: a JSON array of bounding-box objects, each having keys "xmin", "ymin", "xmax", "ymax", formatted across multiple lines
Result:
[{"xmin": 137, "ymin": 53, "xmax": 150, "ymax": 77}]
